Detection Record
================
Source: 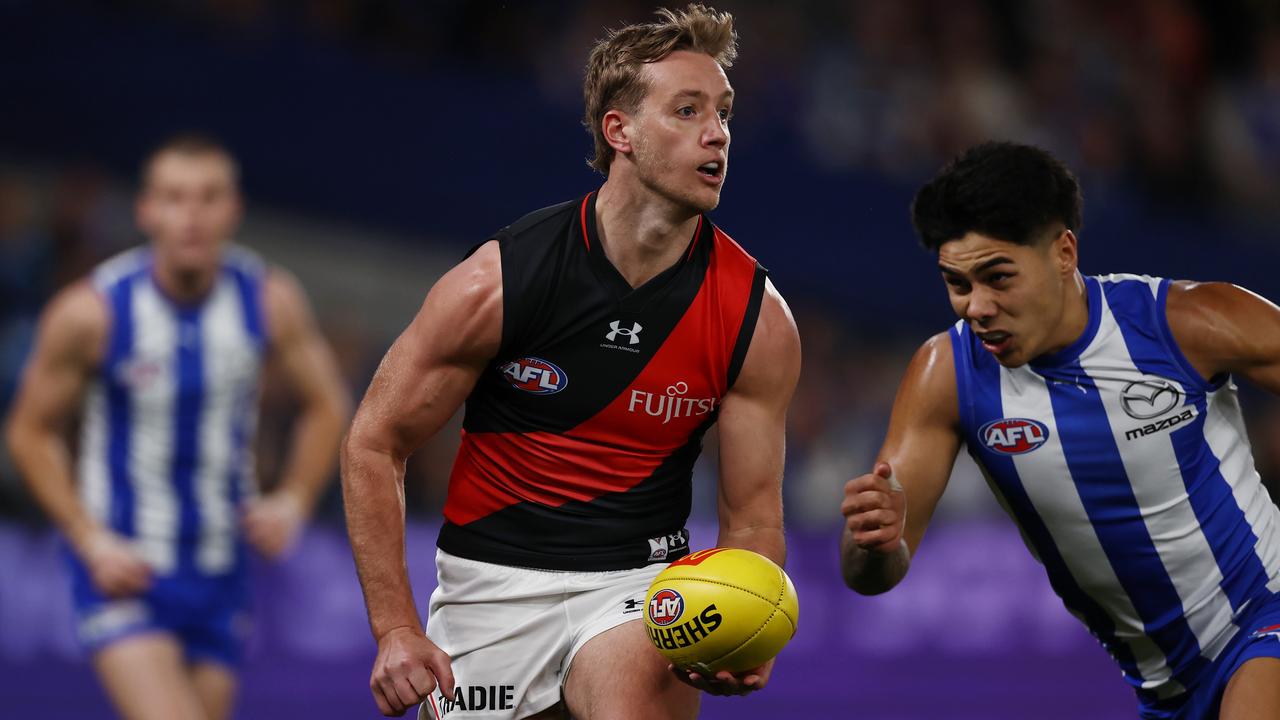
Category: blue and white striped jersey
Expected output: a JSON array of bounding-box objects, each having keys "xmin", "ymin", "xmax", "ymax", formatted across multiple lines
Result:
[
  {"xmin": 951, "ymin": 273, "xmax": 1280, "ymax": 700},
  {"xmin": 79, "ymin": 246, "xmax": 268, "ymax": 577}
]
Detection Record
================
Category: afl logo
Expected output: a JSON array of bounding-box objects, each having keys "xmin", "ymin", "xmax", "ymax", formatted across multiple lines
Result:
[
  {"xmin": 500, "ymin": 357, "xmax": 568, "ymax": 395},
  {"xmin": 980, "ymin": 418, "xmax": 1050, "ymax": 455},
  {"xmin": 648, "ymin": 589, "xmax": 685, "ymax": 627}
]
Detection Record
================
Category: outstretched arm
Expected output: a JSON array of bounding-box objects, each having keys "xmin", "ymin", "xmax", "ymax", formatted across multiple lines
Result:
[
  {"xmin": 841, "ymin": 332, "xmax": 963, "ymax": 595},
  {"xmin": 340, "ymin": 241, "xmax": 502, "ymax": 717},
  {"xmin": 1166, "ymin": 281, "xmax": 1280, "ymax": 394},
  {"xmin": 242, "ymin": 269, "xmax": 352, "ymax": 559},
  {"xmin": 5, "ymin": 282, "xmax": 153, "ymax": 597}
]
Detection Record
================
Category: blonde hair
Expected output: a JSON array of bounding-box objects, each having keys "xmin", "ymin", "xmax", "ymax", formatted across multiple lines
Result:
[{"xmin": 583, "ymin": 4, "xmax": 737, "ymax": 175}]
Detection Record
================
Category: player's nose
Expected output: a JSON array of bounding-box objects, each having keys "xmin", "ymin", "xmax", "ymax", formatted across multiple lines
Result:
[
  {"xmin": 702, "ymin": 117, "xmax": 727, "ymax": 148},
  {"xmin": 965, "ymin": 286, "xmax": 999, "ymax": 321}
]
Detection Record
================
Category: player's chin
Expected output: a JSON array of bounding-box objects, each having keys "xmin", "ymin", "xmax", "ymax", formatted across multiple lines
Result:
[
  {"xmin": 681, "ymin": 183, "xmax": 722, "ymax": 213},
  {"xmin": 990, "ymin": 348, "xmax": 1029, "ymax": 368},
  {"xmin": 696, "ymin": 188, "xmax": 722, "ymax": 212}
]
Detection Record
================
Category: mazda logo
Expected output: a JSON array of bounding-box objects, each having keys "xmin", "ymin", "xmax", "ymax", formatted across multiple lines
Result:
[{"xmin": 1120, "ymin": 378, "xmax": 1182, "ymax": 420}]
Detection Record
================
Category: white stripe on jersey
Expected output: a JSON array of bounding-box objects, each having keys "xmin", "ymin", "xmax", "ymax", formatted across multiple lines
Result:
[
  {"xmin": 999, "ymin": 365, "xmax": 1182, "ymax": 692},
  {"xmin": 194, "ymin": 280, "xmax": 244, "ymax": 574},
  {"xmin": 1085, "ymin": 288, "xmax": 1236, "ymax": 662},
  {"xmin": 79, "ymin": 387, "xmax": 109, "ymax": 522},
  {"xmin": 128, "ymin": 280, "xmax": 180, "ymax": 573},
  {"xmin": 1203, "ymin": 386, "xmax": 1280, "ymax": 595}
]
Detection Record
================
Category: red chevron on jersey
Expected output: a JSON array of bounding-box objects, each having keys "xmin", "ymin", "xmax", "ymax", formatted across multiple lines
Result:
[
  {"xmin": 445, "ymin": 428, "xmax": 670, "ymax": 525},
  {"xmin": 438, "ymin": 193, "xmax": 767, "ymax": 570},
  {"xmin": 564, "ymin": 226, "xmax": 755, "ymax": 449},
  {"xmin": 444, "ymin": 226, "xmax": 757, "ymax": 526}
]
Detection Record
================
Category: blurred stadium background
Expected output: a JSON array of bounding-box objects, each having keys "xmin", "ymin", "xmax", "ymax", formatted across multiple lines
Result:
[{"xmin": 3, "ymin": 1, "xmax": 1280, "ymax": 718}]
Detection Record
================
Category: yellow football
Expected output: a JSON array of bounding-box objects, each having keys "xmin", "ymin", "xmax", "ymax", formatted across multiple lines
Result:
[{"xmin": 643, "ymin": 547, "xmax": 799, "ymax": 674}]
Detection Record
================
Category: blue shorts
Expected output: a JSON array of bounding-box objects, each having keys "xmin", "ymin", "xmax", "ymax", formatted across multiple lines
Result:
[
  {"xmin": 67, "ymin": 551, "xmax": 252, "ymax": 669},
  {"xmin": 1139, "ymin": 592, "xmax": 1280, "ymax": 719}
]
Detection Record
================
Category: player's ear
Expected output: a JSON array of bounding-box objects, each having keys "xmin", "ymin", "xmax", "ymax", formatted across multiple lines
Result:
[
  {"xmin": 602, "ymin": 108, "xmax": 634, "ymax": 156},
  {"xmin": 1053, "ymin": 229, "xmax": 1078, "ymax": 276}
]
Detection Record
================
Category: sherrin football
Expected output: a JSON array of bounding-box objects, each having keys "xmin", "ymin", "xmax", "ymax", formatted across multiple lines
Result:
[{"xmin": 643, "ymin": 548, "xmax": 799, "ymax": 674}]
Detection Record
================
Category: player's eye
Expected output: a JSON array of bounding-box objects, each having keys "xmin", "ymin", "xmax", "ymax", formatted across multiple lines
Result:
[
  {"xmin": 677, "ymin": 106, "xmax": 695, "ymax": 118},
  {"xmin": 718, "ymin": 108, "xmax": 732, "ymax": 122}
]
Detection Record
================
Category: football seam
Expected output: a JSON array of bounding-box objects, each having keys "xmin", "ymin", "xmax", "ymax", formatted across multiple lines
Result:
[
  {"xmin": 676, "ymin": 573, "xmax": 790, "ymax": 670},
  {"xmin": 773, "ymin": 567, "xmax": 798, "ymax": 627},
  {"xmin": 706, "ymin": 606, "xmax": 778, "ymax": 668},
  {"xmin": 666, "ymin": 577, "xmax": 778, "ymax": 605}
]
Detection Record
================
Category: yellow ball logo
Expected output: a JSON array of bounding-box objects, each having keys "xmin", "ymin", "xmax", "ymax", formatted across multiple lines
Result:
[{"xmin": 643, "ymin": 548, "xmax": 799, "ymax": 674}]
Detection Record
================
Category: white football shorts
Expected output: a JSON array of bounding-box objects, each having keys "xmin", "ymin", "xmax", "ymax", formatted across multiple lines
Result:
[{"xmin": 418, "ymin": 549, "xmax": 667, "ymax": 719}]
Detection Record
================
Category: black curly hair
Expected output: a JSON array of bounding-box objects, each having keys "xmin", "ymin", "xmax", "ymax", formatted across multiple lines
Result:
[{"xmin": 910, "ymin": 141, "xmax": 1082, "ymax": 251}]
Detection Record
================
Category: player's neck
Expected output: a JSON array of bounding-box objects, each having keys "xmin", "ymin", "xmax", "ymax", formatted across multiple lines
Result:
[
  {"xmin": 1042, "ymin": 272, "xmax": 1090, "ymax": 356},
  {"xmin": 594, "ymin": 179, "xmax": 700, "ymax": 289},
  {"xmin": 151, "ymin": 258, "xmax": 218, "ymax": 305}
]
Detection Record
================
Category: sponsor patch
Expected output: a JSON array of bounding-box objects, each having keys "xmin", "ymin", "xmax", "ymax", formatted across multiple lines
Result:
[
  {"xmin": 428, "ymin": 684, "xmax": 516, "ymax": 717},
  {"xmin": 1120, "ymin": 377, "xmax": 1183, "ymax": 420},
  {"xmin": 646, "ymin": 530, "xmax": 690, "ymax": 562},
  {"xmin": 979, "ymin": 418, "xmax": 1050, "ymax": 455},
  {"xmin": 1123, "ymin": 407, "xmax": 1198, "ymax": 441},
  {"xmin": 499, "ymin": 357, "xmax": 567, "ymax": 395}
]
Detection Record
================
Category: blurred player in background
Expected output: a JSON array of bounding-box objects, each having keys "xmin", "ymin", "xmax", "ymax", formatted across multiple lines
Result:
[
  {"xmin": 841, "ymin": 141, "xmax": 1280, "ymax": 719},
  {"xmin": 4, "ymin": 134, "xmax": 350, "ymax": 720},
  {"xmin": 341, "ymin": 4, "xmax": 799, "ymax": 719}
]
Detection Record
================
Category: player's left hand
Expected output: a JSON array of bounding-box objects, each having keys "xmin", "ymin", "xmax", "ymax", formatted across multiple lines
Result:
[
  {"xmin": 669, "ymin": 658, "xmax": 774, "ymax": 696},
  {"xmin": 242, "ymin": 490, "xmax": 307, "ymax": 559}
]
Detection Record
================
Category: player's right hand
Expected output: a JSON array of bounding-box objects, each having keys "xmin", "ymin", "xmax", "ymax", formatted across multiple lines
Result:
[
  {"xmin": 371, "ymin": 626, "xmax": 455, "ymax": 717},
  {"xmin": 841, "ymin": 462, "xmax": 906, "ymax": 554},
  {"xmin": 80, "ymin": 528, "xmax": 152, "ymax": 598}
]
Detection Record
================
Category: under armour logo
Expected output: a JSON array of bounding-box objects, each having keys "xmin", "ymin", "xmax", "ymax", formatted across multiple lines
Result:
[{"xmin": 606, "ymin": 320, "xmax": 643, "ymax": 345}]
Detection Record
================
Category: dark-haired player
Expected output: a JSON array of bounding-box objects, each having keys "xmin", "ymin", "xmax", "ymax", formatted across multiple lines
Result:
[
  {"xmin": 840, "ymin": 140, "xmax": 1280, "ymax": 719},
  {"xmin": 5, "ymin": 134, "xmax": 351, "ymax": 720},
  {"xmin": 341, "ymin": 5, "xmax": 800, "ymax": 720}
]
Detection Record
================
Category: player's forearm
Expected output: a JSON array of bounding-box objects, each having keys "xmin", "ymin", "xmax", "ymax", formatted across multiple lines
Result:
[
  {"xmin": 276, "ymin": 390, "xmax": 351, "ymax": 514},
  {"xmin": 340, "ymin": 436, "xmax": 423, "ymax": 638},
  {"xmin": 5, "ymin": 423, "xmax": 102, "ymax": 555},
  {"xmin": 717, "ymin": 524, "xmax": 786, "ymax": 567},
  {"xmin": 840, "ymin": 530, "xmax": 910, "ymax": 595}
]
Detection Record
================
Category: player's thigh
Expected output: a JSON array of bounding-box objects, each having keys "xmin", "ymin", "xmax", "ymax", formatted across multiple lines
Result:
[
  {"xmin": 190, "ymin": 661, "xmax": 238, "ymax": 720},
  {"xmin": 92, "ymin": 632, "xmax": 207, "ymax": 720},
  {"xmin": 1220, "ymin": 657, "xmax": 1280, "ymax": 720},
  {"xmin": 563, "ymin": 620, "xmax": 698, "ymax": 720}
]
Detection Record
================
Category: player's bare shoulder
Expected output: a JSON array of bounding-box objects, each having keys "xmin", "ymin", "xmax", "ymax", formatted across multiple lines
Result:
[
  {"xmin": 260, "ymin": 266, "xmax": 309, "ymax": 343},
  {"xmin": 443, "ymin": 239, "xmax": 503, "ymax": 317},
  {"xmin": 732, "ymin": 278, "xmax": 800, "ymax": 399},
  {"xmin": 395, "ymin": 239, "xmax": 504, "ymax": 368},
  {"xmin": 753, "ymin": 278, "xmax": 800, "ymax": 366},
  {"xmin": 38, "ymin": 279, "xmax": 111, "ymax": 369},
  {"xmin": 894, "ymin": 331, "xmax": 959, "ymax": 426},
  {"xmin": 1166, "ymin": 279, "xmax": 1280, "ymax": 379}
]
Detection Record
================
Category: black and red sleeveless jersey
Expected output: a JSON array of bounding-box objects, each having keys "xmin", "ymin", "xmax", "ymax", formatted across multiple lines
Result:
[{"xmin": 437, "ymin": 192, "xmax": 767, "ymax": 571}]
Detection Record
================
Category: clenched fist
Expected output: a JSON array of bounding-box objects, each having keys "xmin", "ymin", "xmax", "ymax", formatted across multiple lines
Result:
[{"xmin": 841, "ymin": 462, "xmax": 906, "ymax": 554}]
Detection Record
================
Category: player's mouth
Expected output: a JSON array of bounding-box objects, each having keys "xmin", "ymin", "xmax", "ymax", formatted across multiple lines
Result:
[
  {"xmin": 977, "ymin": 330, "xmax": 1013, "ymax": 355},
  {"xmin": 696, "ymin": 161, "xmax": 724, "ymax": 185}
]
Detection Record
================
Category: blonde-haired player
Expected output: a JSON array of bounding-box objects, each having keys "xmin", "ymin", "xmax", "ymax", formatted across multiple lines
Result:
[{"xmin": 342, "ymin": 5, "xmax": 800, "ymax": 719}]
